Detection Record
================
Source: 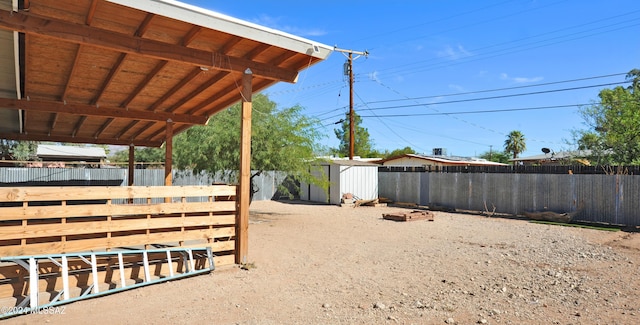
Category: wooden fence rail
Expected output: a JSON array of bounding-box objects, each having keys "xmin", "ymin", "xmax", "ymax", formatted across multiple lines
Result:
[{"xmin": 0, "ymin": 185, "xmax": 237, "ymax": 266}]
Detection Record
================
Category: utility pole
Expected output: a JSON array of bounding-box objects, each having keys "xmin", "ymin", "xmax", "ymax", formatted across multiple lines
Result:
[{"xmin": 334, "ymin": 46, "xmax": 368, "ymax": 160}]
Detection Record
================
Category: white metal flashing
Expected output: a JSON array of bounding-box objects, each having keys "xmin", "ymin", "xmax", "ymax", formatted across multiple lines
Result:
[{"xmin": 107, "ymin": 0, "xmax": 333, "ymax": 60}]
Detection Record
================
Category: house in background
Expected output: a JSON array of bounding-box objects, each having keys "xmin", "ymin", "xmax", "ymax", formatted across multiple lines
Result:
[
  {"xmin": 377, "ymin": 153, "xmax": 508, "ymax": 167},
  {"xmin": 510, "ymin": 150, "xmax": 593, "ymax": 166},
  {"xmin": 32, "ymin": 144, "xmax": 107, "ymax": 167}
]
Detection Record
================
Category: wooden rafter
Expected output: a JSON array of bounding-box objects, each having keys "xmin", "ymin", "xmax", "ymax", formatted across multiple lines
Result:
[
  {"xmin": 0, "ymin": 10, "xmax": 299, "ymax": 82},
  {"xmin": 92, "ymin": 52, "xmax": 127, "ymax": 106},
  {"xmin": 71, "ymin": 116, "xmax": 87, "ymax": 137},
  {"xmin": 89, "ymin": 12, "xmax": 157, "ymax": 138},
  {"xmin": 0, "ymin": 132, "xmax": 163, "ymax": 147},
  {"xmin": 53, "ymin": 0, "xmax": 98, "ymax": 137},
  {"xmin": 244, "ymin": 43, "xmax": 272, "ymax": 60},
  {"xmin": 122, "ymin": 60, "xmax": 169, "ymax": 108},
  {"xmin": 217, "ymin": 37, "xmax": 243, "ymax": 55},
  {"xmin": 200, "ymin": 79, "xmax": 273, "ymax": 116},
  {"xmin": 0, "ymin": 98, "xmax": 208, "ymax": 124},
  {"xmin": 86, "ymin": 0, "xmax": 99, "ymax": 25},
  {"xmin": 169, "ymin": 79, "xmax": 272, "ymax": 139},
  {"xmin": 127, "ymin": 121, "xmax": 154, "ymax": 141},
  {"xmin": 114, "ymin": 120, "xmax": 139, "ymax": 140},
  {"xmin": 135, "ymin": 13, "xmax": 155, "ymax": 37},
  {"xmin": 166, "ymin": 71, "xmax": 230, "ymax": 113},
  {"xmin": 182, "ymin": 26, "xmax": 203, "ymax": 46},
  {"xmin": 94, "ymin": 118, "xmax": 114, "ymax": 138}
]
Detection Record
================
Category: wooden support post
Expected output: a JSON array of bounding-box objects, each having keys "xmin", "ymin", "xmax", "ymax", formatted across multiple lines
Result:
[
  {"xmin": 236, "ymin": 68, "xmax": 252, "ymax": 265},
  {"xmin": 165, "ymin": 119, "xmax": 173, "ymax": 203},
  {"xmin": 128, "ymin": 144, "xmax": 135, "ymax": 186}
]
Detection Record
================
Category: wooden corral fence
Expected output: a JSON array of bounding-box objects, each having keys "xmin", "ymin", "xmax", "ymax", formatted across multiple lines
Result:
[{"xmin": 0, "ymin": 185, "xmax": 238, "ymax": 309}]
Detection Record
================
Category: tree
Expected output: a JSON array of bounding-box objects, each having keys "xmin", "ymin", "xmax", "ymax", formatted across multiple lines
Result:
[
  {"xmin": 110, "ymin": 147, "xmax": 165, "ymax": 168},
  {"xmin": 382, "ymin": 146, "xmax": 416, "ymax": 159},
  {"xmin": 478, "ymin": 150, "xmax": 510, "ymax": 164},
  {"xmin": 0, "ymin": 140, "xmax": 39, "ymax": 163},
  {"xmin": 576, "ymin": 69, "xmax": 640, "ymax": 164},
  {"xmin": 173, "ymin": 93, "xmax": 327, "ymax": 199},
  {"xmin": 504, "ymin": 130, "xmax": 526, "ymax": 162},
  {"xmin": 333, "ymin": 112, "xmax": 375, "ymax": 157}
]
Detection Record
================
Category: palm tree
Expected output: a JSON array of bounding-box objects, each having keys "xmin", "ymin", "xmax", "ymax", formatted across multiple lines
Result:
[{"xmin": 504, "ymin": 130, "xmax": 526, "ymax": 163}]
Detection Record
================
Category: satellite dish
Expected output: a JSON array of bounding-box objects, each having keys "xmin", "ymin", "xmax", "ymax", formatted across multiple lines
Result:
[{"xmin": 541, "ymin": 148, "xmax": 551, "ymax": 154}]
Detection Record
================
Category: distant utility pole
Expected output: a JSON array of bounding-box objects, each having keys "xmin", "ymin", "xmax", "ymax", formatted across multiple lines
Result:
[{"xmin": 334, "ymin": 46, "xmax": 368, "ymax": 160}]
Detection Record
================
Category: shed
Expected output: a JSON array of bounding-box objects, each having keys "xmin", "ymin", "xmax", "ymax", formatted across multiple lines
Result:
[
  {"xmin": 301, "ymin": 159, "xmax": 379, "ymax": 205},
  {"xmin": 36, "ymin": 144, "xmax": 107, "ymax": 162}
]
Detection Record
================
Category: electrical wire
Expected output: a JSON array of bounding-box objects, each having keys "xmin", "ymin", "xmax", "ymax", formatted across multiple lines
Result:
[
  {"xmin": 353, "ymin": 90, "xmax": 427, "ymax": 152},
  {"xmin": 312, "ymin": 72, "xmax": 629, "ymax": 117},
  {"xmin": 361, "ymin": 73, "xmax": 628, "ymax": 105},
  {"xmin": 358, "ymin": 81, "xmax": 631, "ymax": 111}
]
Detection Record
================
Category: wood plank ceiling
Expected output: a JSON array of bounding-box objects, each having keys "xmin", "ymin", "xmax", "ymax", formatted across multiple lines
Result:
[{"xmin": 0, "ymin": 0, "xmax": 331, "ymax": 147}]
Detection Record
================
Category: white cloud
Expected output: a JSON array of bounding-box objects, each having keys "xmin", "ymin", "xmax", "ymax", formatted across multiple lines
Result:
[
  {"xmin": 500, "ymin": 73, "xmax": 543, "ymax": 83},
  {"xmin": 437, "ymin": 44, "xmax": 472, "ymax": 60},
  {"xmin": 448, "ymin": 84, "xmax": 465, "ymax": 92},
  {"xmin": 251, "ymin": 14, "xmax": 327, "ymax": 37},
  {"xmin": 513, "ymin": 76, "xmax": 544, "ymax": 83},
  {"xmin": 368, "ymin": 71, "xmax": 380, "ymax": 83}
]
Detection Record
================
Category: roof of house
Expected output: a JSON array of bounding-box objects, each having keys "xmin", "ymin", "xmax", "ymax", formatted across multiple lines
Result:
[
  {"xmin": 328, "ymin": 159, "xmax": 380, "ymax": 167},
  {"xmin": 377, "ymin": 153, "xmax": 509, "ymax": 166},
  {"xmin": 36, "ymin": 144, "xmax": 107, "ymax": 160},
  {"xmin": 0, "ymin": 0, "xmax": 332, "ymax": 147},
  {"xmin": 510, "ymin": 150, "xmax": 593, "ymax": 162}
]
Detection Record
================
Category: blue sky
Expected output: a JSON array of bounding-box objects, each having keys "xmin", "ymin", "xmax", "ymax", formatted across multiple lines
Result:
[{"xmin": 183, "ymin": 0, "xmax": 640, "ymax": 158}]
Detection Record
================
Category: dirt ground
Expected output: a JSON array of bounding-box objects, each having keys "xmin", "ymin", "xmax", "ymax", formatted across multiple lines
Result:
[{"xmin": 4, "ymin": 200, "xmax": 640, "ymax": 325}]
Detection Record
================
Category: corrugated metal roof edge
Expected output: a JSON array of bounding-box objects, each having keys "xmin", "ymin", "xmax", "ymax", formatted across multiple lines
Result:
[{"xmin": 378, "ymin": 153, "xmax": 508, "ymax": 166}]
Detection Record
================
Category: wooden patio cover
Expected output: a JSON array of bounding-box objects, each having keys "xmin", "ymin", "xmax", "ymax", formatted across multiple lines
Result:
[{"xmin": 0, "ymin": 0, "xmax": 332, "ymax": 147}]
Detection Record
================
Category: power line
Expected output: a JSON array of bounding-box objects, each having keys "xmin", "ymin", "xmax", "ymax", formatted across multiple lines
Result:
[
  {"xmin": 353, "ymin": 90, "xmax": 427, "ymax": 153},
  {"xmin": 361, "ymin": 73, "xmax": 628, "ymax": 105},
  {"xmin": 366, "ymin": 12, "xmax": 640, "ymax": 78},
  {"xmin": 358, "ymin": 103, "xmax": 585, "ymax": 118},
  {"xmin": 363, "ymin": 0, "xmax": 568, "ymax": 51},
  {"xmin": 359, "ymin": 81, "xmax": 631, "ymax": 111},
  {"xmin": 349, "ymin": 0, "xmax": 517, "ymax": 47},
  {"xmin": 301, "ymin": 71, "xmax": 629, "ymax": 119}
]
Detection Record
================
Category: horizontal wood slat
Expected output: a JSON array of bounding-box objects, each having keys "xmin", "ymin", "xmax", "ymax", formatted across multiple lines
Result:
[
  {"xmin": 0, "ymin": 185, "xmax": 236, "ymax": 202},
  {"xmin": 0, "ymin": 228, "xmax": 235, "ymax": 256},
  {"xmin": 0, "ymin": 201, "xmax": 237, "ymax": 220},
  {"xmin": 0, "ymin": 185, "xmax": 238, "ymax": 257},
  {"xmin": 0, "ymin": 216, "xmax": 235, "ymax": 240}
]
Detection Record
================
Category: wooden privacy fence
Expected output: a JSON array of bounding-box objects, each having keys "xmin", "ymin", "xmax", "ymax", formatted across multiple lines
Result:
[{"xmin": 0, "ymin": 185, "xmax": 238, "ymax": 264}]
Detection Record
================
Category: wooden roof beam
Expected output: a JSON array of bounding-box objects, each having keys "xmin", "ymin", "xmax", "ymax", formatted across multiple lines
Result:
[
  {"xmin": 199, "ymin": 79, "xmax": 273, "ymax": 116},
  {"xmin": 165, "ymin": 71, "xmax": 230, "ymax": 113},
  {"xmin": 121, "ymin": 60, "xmax": 168, "ymax": 108},
  {"xmin": 0, "ymin": 132, "xmax": 163, "ymax": 147},
  {"xmin": 94, "ymin": 118, "xmax": 115, "ymax": 138},
  {"xmin": 71, "ymin": 116, "xmax": 87, "ymax": 137},
  {"xmin": 124, "ymin": 21, "xmax": 201, "ymax": 111},
  {"xmin": 92, "ymin": 52, "xmax": 127, "ymax": 106},
  {"xmin": 0, "ymin": 10, "xmax": 300, "ymax": 82},
  {"xmin": 0, "ymin": 98, "xmax": 208, "ymax": 125},
  {"xmin": 128, "ymin": 121, "xmax": 154, "ymax": 142},
  {"xmin": 182, "ymin": 26, "xmax": 203, "ymax": 46},
  {"xmin": 114, "ymin": 120, "xmax": 139, "ymax": 140},
  {"xmin": 86, "ymin": 0, "xmax": 99, "ymax": 25}
]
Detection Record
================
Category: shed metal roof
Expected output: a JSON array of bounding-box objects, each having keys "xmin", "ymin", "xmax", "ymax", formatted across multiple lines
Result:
[
  {"xmin": 0, "ymin": 0, "xmax": 332, "ymax": 147},
  {"xmin": 378, "ymin": 153, "xmax": 509, "ymax": 166},
  {"xmin": 37, "ymin": 144, "xmax": 107, "ymax": 159}
]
